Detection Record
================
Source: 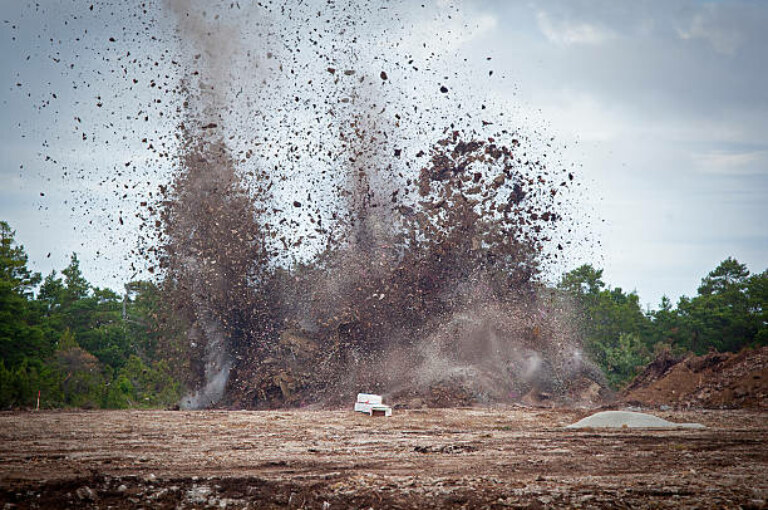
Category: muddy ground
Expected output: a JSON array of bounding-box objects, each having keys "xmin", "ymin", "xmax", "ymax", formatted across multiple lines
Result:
[{"xmin": 1, "ymin": 407, "xmax": 767, "ymax": 509}]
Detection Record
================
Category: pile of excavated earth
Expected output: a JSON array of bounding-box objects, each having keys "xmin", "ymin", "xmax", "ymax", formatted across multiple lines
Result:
[{"xmin": 622, "ymin": 346, "xmax": 768, "ymax": 409}]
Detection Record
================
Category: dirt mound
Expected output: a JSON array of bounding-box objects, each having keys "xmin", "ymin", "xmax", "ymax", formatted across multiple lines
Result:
[
  {"xmin": 566, "ymin": 411, "xmax": 704, "ymax": 429},
  {"xmin": 623, "ymin": 346, "xmax": 768, "ymax": 409}
]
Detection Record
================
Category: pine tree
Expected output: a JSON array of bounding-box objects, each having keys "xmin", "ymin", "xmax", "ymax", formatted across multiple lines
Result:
[{"xmin": 0, "ymin": 221, "xmax": 45, "ymax": 367}]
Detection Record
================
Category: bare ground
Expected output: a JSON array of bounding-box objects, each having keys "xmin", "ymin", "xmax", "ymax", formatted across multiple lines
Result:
[{"xmin": 1, "ymin": 407, "xmax": 767, "ymax": 509}]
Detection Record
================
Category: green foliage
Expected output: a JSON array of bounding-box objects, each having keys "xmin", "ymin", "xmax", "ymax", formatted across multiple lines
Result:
[
  {"xmin": 697, "ymin": 257, "xmax": 750, "ymax": 296},
  {"xmin": 0, "ymin": 222, "xmax": 47, "ymax": 367},
  {"xmin": 676, "ymin": 258, "xmax": 761, "ymax": 354},
  {"xmin": 0, "ymin": 220, "xmax": 187, "ymax": 409},
  {"xmin": 0, "ymin": 221, "xmax": 41, "ymax": 293},
  {"xmin": 52, "ymin": 329, "xmax": 105, "ymax": 407},
  {"xmin": 104, "ymin": 373, "xmax": 134, "ymax": 408},
  {"xmin": 122, "ymin": 280, "xmax": 192, "ymax": 385},
  {"xmin": 61, "ymin": 253, "xmax": 90, "ymax": 302},
  {"xmin": 602, "ymin": 333, "xmax": 651, "ymax": 388},
  {"xmin": 558, "ymin": 264, "xmax": 605, "ymax": 296},
  {"xmin": 2, "ymin": 218, "xmax": 766, "ymax": 406},
  {"xmin": 40, "ymin": 269, "xmax": 132, "ymax": 369},
  {"xmin": 559, "ymin": 264, "xmax": 651, "ymax": 387},
  {"xmin": 104, "ymin": 356, "xmax": 181, "ymax": 409},
  {"xmin": 560, "ymin": 258, "xmax": 768, "ymax": 390},
  {"xmin": 748, "ymin": 270, "xmax": 768, "ymax": 344},
  {"xmin": 0, "ymin": 359, "xmax": 62, "ymax": 408}
]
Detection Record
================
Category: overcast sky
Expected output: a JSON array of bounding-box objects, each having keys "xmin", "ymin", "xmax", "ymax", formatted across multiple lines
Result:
[{"xmin": 1, "ymin": 0, "xmax": 766, "ymax": 308}]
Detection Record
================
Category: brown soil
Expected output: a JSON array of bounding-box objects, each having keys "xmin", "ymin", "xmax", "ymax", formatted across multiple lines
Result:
[
  {"xmin": 1, "ymin": 408, "xmax": 767, "ymax": 508},
  {"xmin": 624, "ymin": 347, "xmax": 768, "ymax": 409}
]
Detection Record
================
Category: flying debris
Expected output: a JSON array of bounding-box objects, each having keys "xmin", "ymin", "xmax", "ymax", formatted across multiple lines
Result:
[{"xmin": 20, "ymin": 0, "xmax": 598, "ymax": 409}]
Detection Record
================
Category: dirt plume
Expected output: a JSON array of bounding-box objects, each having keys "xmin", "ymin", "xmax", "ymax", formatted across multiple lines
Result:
[
  {"xmin": 156, "ymin": 126, "xmax": 603, "ymax": 408},
  {"xmin": 146, "ymin": 1, "xmax": 603, "ymax": 409},
  {"xmin": 157, "ymin": 128, "xmax": 274, "ymax": 409},
  {"xmin": 7, "ymin": 0, "xmax": 605, "ymax": 408}
]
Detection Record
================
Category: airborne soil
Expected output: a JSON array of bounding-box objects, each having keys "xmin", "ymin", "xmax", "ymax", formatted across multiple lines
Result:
[{"xmin": 1, "ymin": 407, "xmax": 767, "ymax": 508}]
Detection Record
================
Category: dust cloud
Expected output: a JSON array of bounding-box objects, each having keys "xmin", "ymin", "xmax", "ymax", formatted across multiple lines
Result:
[{"xmin": 148, "ymin": 0, "xmax": 604, "ymax": 409}]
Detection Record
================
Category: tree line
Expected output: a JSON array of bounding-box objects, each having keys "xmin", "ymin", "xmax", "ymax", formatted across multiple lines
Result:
[
  {"xmin": 0, "ymin": 221, "xmax": 187, "ymax": 408},
  {"xmin": 1, "ymin": 219, "xmax": 766, "ymax": 407},
  {"xmin": 559, "ymin": 259, "xmax": 768, "ymax": 387}
]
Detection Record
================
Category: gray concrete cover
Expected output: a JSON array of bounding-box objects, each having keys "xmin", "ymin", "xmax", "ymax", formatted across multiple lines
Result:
[{"xmin": 566, "ymin": 411, "xmax": 705, "ymax": 429}]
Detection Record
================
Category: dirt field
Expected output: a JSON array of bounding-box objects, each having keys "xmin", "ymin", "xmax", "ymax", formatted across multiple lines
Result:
[{"xmin": 1, "ymin": 407, "xmax": 767, "ymax": 509}]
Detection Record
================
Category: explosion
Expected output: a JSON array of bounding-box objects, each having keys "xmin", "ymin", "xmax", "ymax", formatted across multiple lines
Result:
[{"xmin": 146, "ymin": 0, "xmax": 604, "ymax": 409}]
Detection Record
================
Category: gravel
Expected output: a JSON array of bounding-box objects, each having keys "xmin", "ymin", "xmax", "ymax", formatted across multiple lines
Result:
[{"xmin": 566, "ymin": 410, "xmax": 705, "ymax": 429}]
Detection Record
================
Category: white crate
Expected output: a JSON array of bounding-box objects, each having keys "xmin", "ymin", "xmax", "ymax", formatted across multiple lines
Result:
[
  {"xmin": 356, "ymin": 393, "xmax": 383, "ymax": 405},
  {"xmin": 354, "ymin": 394, "xmax": 392, "ymax": 417}
]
